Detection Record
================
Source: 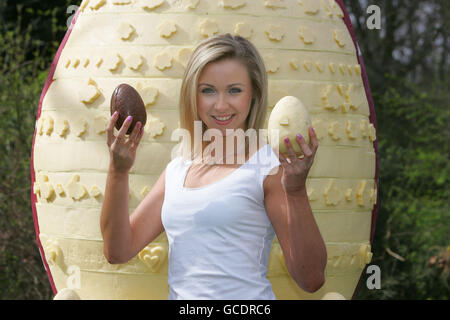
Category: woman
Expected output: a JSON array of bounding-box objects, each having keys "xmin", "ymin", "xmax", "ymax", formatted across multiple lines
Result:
[{"xmin": 100, "ymin": 33, "xmax": 327, "ymax": 299}]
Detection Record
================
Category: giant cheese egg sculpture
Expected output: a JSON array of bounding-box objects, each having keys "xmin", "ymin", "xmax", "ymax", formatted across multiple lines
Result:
[{"xmin": 31, "ymin": 0, "xmax": 379, "ymax": 300}]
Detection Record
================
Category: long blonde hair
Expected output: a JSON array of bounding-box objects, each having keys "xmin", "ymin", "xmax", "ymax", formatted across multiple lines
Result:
[{"xmin": 176, "ymin": 33, "xmax": 268, "ymax": 162}]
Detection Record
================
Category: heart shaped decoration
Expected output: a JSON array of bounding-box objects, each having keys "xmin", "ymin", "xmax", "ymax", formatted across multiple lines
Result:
[{"xmin": 138, "ymin": 245, "xmax": 167, "ymax": 273}]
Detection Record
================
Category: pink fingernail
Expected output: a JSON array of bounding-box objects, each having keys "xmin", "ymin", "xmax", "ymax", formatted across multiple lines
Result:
[
  {"xmin": 284, "ymin": 137, "xmax": 289, "ymax": 143},
  {"xmin": 297, "ymin": 133, "xmax": 303, "ymax": 139},
  {"xmin": 126, "ymin": 116, "xmax": 132, "ymax": 122},
  {"xmin": 113, "ymin": 111, "xmax": 118, "ymax": 117}
]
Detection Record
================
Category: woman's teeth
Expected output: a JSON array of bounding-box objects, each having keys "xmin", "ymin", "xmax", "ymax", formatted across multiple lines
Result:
[{"xmin": 213, "ymin": 115, "xmax": 233, "ymax": 121}]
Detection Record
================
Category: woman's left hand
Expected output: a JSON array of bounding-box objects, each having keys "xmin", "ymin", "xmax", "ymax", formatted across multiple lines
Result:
[{"xmin": 278, "ymin": 126, "xmax": 319, "ymax": 195}]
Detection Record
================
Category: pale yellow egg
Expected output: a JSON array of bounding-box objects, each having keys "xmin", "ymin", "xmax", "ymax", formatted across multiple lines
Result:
[{"xmin": 268, "ymin": 96, "xmax": 312, "ymax": 156}]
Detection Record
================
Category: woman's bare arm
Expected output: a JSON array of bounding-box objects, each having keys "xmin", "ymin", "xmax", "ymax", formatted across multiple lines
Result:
[
  {"xmin": 101, "ymin": 166, "xmax": 166, "ymax": 264},
  {"xmin": 100, "ymin": 166, "xmax": 133, "ymax": 264}
]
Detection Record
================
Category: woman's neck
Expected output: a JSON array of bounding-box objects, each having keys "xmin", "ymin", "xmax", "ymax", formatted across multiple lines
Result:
[{"xmin": 196, "ymin": 138, "xmax": 249, "ymax": 165}]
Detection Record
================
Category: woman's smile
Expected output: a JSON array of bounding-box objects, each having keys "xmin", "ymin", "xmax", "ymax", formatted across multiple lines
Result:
[{"xmin": 211, "ymin": 114, "xmax": 235, "ymax": 124}]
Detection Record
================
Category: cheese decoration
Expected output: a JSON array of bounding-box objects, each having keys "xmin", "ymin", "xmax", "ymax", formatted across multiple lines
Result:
[{"xmin": 32, "ymin": 0, "xmax": 378, "ymax": 300}]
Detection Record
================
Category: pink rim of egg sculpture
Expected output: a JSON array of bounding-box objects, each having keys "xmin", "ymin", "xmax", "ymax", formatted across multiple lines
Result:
[
  {"xmin": 30, "ymin": 8, "xmax": 82, "ymax": 294},
  {"xmin": 335, "ymin": 0, "xmax": 379, "ymax": 298}
]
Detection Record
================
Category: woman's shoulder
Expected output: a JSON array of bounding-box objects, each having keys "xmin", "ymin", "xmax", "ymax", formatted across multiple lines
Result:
[
  {"xmin": 171, "ymin": 155, "xmax": 192, "ymax": 166},
  {"xmin": 254, "ymin": 143, "xmax": 280, "ymax": 169},
  {"xmin": 256, "ymin": 143, "xmax": 282, "ymax": 193},
  {"xmin": 165, "ymin": 154, "xmax": 190, "ymax": 175}
]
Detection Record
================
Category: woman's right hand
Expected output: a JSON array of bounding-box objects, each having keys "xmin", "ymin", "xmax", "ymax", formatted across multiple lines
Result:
[{"xmin": 106, "ymin": 111, "xmax": 144, "ymax": 174}]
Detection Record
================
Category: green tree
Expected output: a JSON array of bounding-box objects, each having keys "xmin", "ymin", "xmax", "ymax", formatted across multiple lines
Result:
[{"xmin": 0, "ymin": 5, "xmax": 57, "ymax": 300}]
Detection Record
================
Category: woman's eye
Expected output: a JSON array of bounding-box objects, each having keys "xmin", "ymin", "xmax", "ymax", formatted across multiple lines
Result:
[
  {"xmin": 201, "ymin": 88, "xmax": 214, "ymax": 94},
  {"xmin": 230, "ymin": 88, "xmax": 241, "ymax": 94}
]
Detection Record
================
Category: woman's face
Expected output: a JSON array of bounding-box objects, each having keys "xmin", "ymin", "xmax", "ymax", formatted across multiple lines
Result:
[{"xmin": 196, "ymin": 58, "xmax": 253, "ymax": 136}]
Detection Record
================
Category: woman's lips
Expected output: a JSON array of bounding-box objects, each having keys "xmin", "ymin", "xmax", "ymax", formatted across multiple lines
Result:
[{"xmin": 212, "ymin": 114, "xmax": 235, "ymax": 125}]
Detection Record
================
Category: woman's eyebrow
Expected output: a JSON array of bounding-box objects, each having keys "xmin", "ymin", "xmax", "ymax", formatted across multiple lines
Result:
[{"xmin": 198, "ymin": 83, "xmax": 246, "ymax": 87}]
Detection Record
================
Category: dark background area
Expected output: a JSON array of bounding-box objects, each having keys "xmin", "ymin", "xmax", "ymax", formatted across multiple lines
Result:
[{"xmin": 0, "ymin": 0, "xmax": 448, "ymax": 299}]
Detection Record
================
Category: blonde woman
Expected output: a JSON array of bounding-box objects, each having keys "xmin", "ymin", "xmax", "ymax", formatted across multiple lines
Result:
[{"xmin": 101, "ymin": 34, "xmax": 327, "ymax": 299}]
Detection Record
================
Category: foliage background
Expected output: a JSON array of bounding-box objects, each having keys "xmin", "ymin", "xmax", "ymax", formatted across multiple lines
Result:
[{"xmin": 0, "ymin": 0, "xmax": 448, "ymax": 299}]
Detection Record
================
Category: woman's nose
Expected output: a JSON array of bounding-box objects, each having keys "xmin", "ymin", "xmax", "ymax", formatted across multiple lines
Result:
[{"xmin": 214, "ymin": 93, "xmax": 230, "ymax": 112}]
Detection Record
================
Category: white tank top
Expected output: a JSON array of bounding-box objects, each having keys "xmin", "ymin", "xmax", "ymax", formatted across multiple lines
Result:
[{"xmin": 161, "ymin": 143, "xmax": 281, "ymax": 300}]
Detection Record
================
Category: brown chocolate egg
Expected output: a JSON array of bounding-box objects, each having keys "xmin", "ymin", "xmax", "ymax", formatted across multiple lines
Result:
[{"xmin": 110, "ymin": 83, "xmax": 146, "ymax": 135}]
